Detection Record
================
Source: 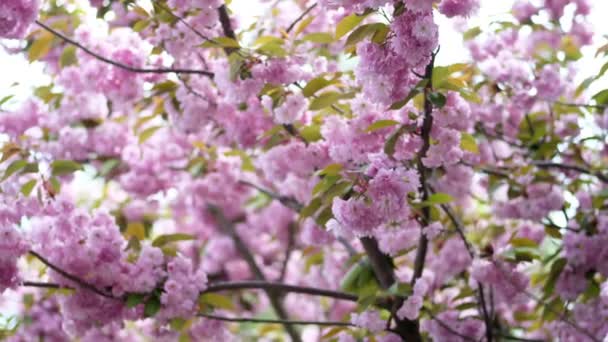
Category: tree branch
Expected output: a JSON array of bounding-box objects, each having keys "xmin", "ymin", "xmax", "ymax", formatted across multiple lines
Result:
[
  {"xmin": 218, "ymin": 4, "xmax": 239, "ymax": 55},
  {"xmin": 286, "ymin": 3, "xmax": 318, "ymax": 33},
  {"xmin": 207, "ymin": 205, "xmax": 302, "ymax": 342},
  {"xmin": 28, "ymin": 250, "xmax": 119, "ymax": 300},
  {"xmin": 35, "ymin": 21, "xmax": 214, "ymax": 77},
  {"xmin": 204, "ymin": 280, "xmax": 358, "ymax": 302},
  {"xmin": 199, "ymin": 313, "xmax": 354, "ymax": 326},
  {"xmin": 423, "ymin": 308, "xmax": 477, "ymax": 341},
  {"xmin": 411, "ymin": 50, "xmax": 437, "ymax": 285},
  {"xmin": 531, "ymin": 160, "xmax": 608, "ymax": 184},
  {"xmin": 279, "ymin": 223, "xmax": 296, "ymax": 282},
  {"xmin": 22, "ymin": 280, "xmax": 67, "ymax": 290},
  {"xmin": 554, "ymin": 101, "xmax": 607, "ymax": 110}
]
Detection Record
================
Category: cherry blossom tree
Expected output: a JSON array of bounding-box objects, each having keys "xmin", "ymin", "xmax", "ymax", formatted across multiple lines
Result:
[{"xmin": 0, "ymin": 0, "xmax": 607, "ymax": 340}]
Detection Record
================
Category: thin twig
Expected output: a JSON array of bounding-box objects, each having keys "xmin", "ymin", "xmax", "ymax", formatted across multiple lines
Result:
[
  {"xmin": 239, "ymin": 180, "xmax": 303, "ymax": 211},
  {"xmin": 531, "ymin": 160, "xmax": 608, "ymax": 184},
  {"xmin": 204, "ymin": 280, "xmax": 358, "ymax": 302},
  {"xmin": 35, "ymin": 21, "xmax": 214, "ymax": 77},
  {"xmin": 199, "ymin": 313, "xmax": 354, "ymax": 326},
  {"xmin": 218, "ymin": 4, "xmax": 239, "ymax": 56},
  {"xmin": 477, "ymin": 285, "xmax": 494, "ymax": 342},
  {"xmin": 411, "ymin": 49, "xmax": 438, "ymax": 285},
  {"xmin": 28, "ymin": 251, "xmax": 119, "ymax": 300},
  {"xmin": 286, "ymin": 3, "xmax": 318, "ymax": 33},
  {"xmin": 495, "ymin": 333, "xmax": 545, "ymax": 342},
  {"xmin": 555, "ymin": 101, "xmax": 607, "ymax": 110},
  {"xmin": 492, "ymin": 262, "xmax": 600, "ymax": 342},
  {"xmin": 22, "ymin": 281, "xmax": 67, "ymax": 290},
  {"xmin": 423, "ymin": 308, "xmax": 477, "ymax": 341},
  {"xmin": 279, "ymin": 223, "xmax": 296, "ymax": 282},
  {"xmin": 207, "ymin": 205, "xmax": 302, "ymax": 342}
]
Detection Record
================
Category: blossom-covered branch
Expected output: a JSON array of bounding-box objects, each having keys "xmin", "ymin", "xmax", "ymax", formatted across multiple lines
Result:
[{"xmin": 35, "ymin": 20, "xmax": 214, "ymax": 77}]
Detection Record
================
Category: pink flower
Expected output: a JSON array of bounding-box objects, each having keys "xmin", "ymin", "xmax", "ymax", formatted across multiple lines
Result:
[
  {"xmin": 0, "ymin": 0, "xmax": 39, "ymax": 39},
  {"xmin": 439, "ymin": 0, "xmax": 479, "ymax": 18},
  {"xmin": 350, "ymin": 310, "xmax": 385, "ymax": 333}
]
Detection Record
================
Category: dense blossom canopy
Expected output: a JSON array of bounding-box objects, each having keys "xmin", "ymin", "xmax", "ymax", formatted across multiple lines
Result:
[{"xmin": 0, "ymin": 0, "xmax": 607, "ymax": 341}]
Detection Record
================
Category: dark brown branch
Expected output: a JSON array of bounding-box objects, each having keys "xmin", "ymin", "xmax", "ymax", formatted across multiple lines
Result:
[
  {"xmin": 28, "ymin": 250, "xmax": 119, "ymax": 300},
  {"xmin": 477, "ymin": 285, "xmax": 494, "ymax": 342},
  {"xmin": 238, "ymin": 180, "xmax": 357, "ymax": 256},
  {"xmin": 531, "ymin": 160, "xmax": 608, "ymax": 184},
  {"xmin": 495, "ymin": 334, "xmax": 545, "ymax": 342},
  {"xmin": 207, "ymin": 205, "xmax": 302, "ymax": 342},
  {"xmin": 411, "ymin": 50, "xmax": 437, "ymax": 285},
  {"xmin": 423, "ymin": 308, "xmax": 477, "ymax": 341},
  {"xmin": 35, "ymin": 21, "xmax": 214, "ymax": 77},
  {"xmin": 204, "ymin": 280, "xmax": 358, "ymax": 302},
  {"xmin": 279, "ymin": 223, "xmax": 296, "ymax": 282},
  {"xmin": 22, "ymin": 281, "xmax": 67, "ymax": 290},
  {"xmin": 360, "ymin": 237, "xmax": 395, "ymax": 289},
  {"xmin": 218, "ymin": 4, "xmax": 239, "ymax": 55},
  {"xmin": 286, "ymin": 3, "xmax": 318, "ymax": 33},
  {"xmin": 199, "ymin": 313, "xmax": 354, "ymax": 326},
  {"xmin": 239, "ymin": 180, "xmax": 303, "ymax": 211}
]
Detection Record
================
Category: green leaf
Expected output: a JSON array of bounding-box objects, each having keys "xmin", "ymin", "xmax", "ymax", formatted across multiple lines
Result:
[
  {"xmin": 390, "ymin": 80, "xmax": 428, "ymax": 110},
  {"xmin": 2, "ymin": 160, "xmax": 28, "ymax": 180},
  {"xmin": 510, "ymin": 237, "xmax": 538, "ymax": 248},
  {"xmin": 420, "ymin": 193, "xmax": 454, "ymax": 206},
  {"xmin": 387, "ymin": 282, "xmax": 413, "ymax": 297},
  {"xmin": 313, "ymin": 175, "xmax": 340, "ymax": 195},
  {"xmin": 99, "ymin": 159, "xmax": 120, "ymax": 177},
  {"xmin": 428, "ymin": 92, "xmax": 447, "ymax": 108},
  {"xmin": 455, "ymin": 302, "xmax": 478, "ymax": 311},
  {"xmin": 460, "ymin": 133, "xmax": 479, "ymax": 154},
  {"xmin": 126, "ymin": 293, "xmax": 146, "ymax": 308},
  {"xmin": 294, "ymin": 16, "xmax": 314, "ymax": 36},
  {"xmin": 463, "ymin": 26, "xmax": 482, "ymax": 41},
  {"xmin": 365, "ymin": 120, "xmax": 399, "ymax": 133},
  {"xmin": 300, "ymin": 124, "xmax": 323, "ymax": 142},
  {"xmin": 299, "ymin": 197, "xmax": 322, "ymax": 219},
  {"xmin": 139, "ymin": 126, "xmax": 162, "ymax": 144},
  {"xmin": 144, "ymin": 296, "xmax": 161, "ymax": 317},
  {"xmin": 0, "ymin": 95, "xmax": 14, "ymax": 107},
  {"xmin": 302, "ymin": 32, "xmax": 334, "ymax": 44},
  {"xmin": 592, "ymin": 89, "xmax": 608, "ymax": 106},
  {"xmin": 125, "ymin": 222, "xmax": 146, "ymax": 241},
  {"xmin": 304, "ymin": 250, "xmax": 324, "ymax": 272},
  {"xmin": 335, "ymin": 13, "xmax": 365, "ymax": 39},
  {"xmin": 170, "ymin": 318, "xmax": 188, "ymax": 331},
  {"xmin": 302, "ymin": 77, "xmax": 332, "ymax": 97},
  {"xmin": 316, "ymin": 163, "xmax": 343, "ymax": 177},
  {"xmin": 384, "ymin": 124, "xmax": 417, "ymax": 158},
  {"xmin": 20, "ymin": 179, "xmax": 37, "ymax": 196},
  {"xmin": 200, "ymin": 36, "xmax": 240, "ymax": 48},
  {"xmin": 340, "ymin": 260, "xmax": 368, "ymax": 293},
  {"xmin": 344, "ymin": 23, "xmax": 387, "ymax": 48},
  {"xmin": 544, "ymin": 258, "xmax": 567, "ymax": 295},
  {"xmin": 51, "ymin": 160, "xmax": 83, "ymax": 176},
  {"xmin": 29, "ymin": 32, "xmax": 54, "ymax": 62},
  {"xmin": 152, "ymin": 80, "xmax": 178, "ymax": 94},
  {"xmin": 133, "ymin": 19, "xmax": 150, "ymax": 32},
  {"xmin": 257, "ymin": 41, "xmax": 288, "ymax": 57},
  {"xmin": 199, "ymin": 293, "xmax": 235, "ymax": 310},
  {"xmin": 309, "ymin": 92, "xmax": 354, "ymax": 110},
  {"xmin": 59, "ymin": 46, "xmax": 77, "ymax": 68},
  {"xmin": 152, "ymin": 233, "xmax": 196, "ymax": 247},
  {"xmin": 453, "ymin": 287, "xmax": 476, "ymax": 301}
]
